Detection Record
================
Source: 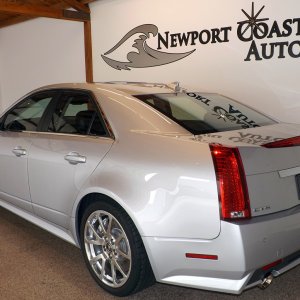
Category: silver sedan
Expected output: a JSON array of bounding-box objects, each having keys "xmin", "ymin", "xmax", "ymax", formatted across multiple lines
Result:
[{"xmin": 0, "ymin": 82, "xmax": 299, "ymax": 296}]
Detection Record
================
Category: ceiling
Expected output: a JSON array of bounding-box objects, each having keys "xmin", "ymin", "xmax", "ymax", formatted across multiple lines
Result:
[{"xmin": 0, "ymin": 0, "xmax": 96, "ymax": 28}]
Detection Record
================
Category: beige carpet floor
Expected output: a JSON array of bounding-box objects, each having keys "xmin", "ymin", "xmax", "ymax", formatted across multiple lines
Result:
[{"xmin": 1, "ymin": 206, "xmax": 300, "ymax": 300}]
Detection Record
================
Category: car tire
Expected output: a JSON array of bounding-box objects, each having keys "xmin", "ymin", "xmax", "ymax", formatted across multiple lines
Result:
[{"xmin": 80, "ymin": 200, "xmax": 155, "ymax": 296}]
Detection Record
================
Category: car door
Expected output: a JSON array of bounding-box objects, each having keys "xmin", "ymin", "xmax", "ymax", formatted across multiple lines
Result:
[
  {"xmin": 28, "ymin": 90, "xmax": 114, "ymax": 229},
  {"xmin": 0, "ymin": 91, "xmax": 57, "ymax": 212}
]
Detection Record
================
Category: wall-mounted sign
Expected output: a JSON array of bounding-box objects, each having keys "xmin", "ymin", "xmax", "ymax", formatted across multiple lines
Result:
[
  {"xmin": 101, "ymin": 24, "xmax": 195, "ymax": 70},
  {"xmin": 237, "ymin": 3, "xmax": 300, "ymax": 61},
  {"xmin": 102, "ymin": 2, "xmax": 300, "ymax": 70}
]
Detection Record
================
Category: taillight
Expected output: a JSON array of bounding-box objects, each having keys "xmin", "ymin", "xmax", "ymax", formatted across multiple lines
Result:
[
  {"xmin": 210, "ymin": 144, "xmax": 251, "ymax": 220},
  {"xmin": 262, "ymin": 136, "xmax": 300, "ymax": 148}
]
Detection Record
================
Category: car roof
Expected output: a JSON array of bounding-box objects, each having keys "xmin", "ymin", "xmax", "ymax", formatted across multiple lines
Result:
[{"xmin": 35, "ymin": 82, "xmax": 178, "ymax": 96}]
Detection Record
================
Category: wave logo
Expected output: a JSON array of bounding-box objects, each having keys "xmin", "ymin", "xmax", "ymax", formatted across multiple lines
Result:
[{"xmin": 101, "ymin": 24, "xmax": 195, "ymax": 70}]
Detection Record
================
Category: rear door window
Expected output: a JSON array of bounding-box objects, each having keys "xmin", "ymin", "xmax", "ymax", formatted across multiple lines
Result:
[{"xmin": 47, "ymin": 92, "xmax": 108, "ymax": 136}]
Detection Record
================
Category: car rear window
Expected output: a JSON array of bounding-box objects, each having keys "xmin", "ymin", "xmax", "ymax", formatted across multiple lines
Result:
[{"xmin": 135, "ymin": 92, "xmax": 275, "ymax": 135}]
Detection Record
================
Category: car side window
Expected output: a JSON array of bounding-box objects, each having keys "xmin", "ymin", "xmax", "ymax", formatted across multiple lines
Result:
[
  {"xmin": 2, "ymin": 92, "xmax": 54, "ymax": 132},
  {"xmin": 47, "ymin": 93, "xmax": 107, "ymax": 136}
]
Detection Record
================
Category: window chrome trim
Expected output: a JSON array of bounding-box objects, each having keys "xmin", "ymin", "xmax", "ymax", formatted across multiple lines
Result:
[
  {"xmin": 0, "ymin": 87, "xmax": 115, "ymax": 139},
  {"xmin": 27, "ymin": 130, "xmax": 114, "ymax": 140}
]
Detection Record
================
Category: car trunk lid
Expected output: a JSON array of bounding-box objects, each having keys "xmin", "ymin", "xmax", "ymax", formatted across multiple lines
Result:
[
  {"xmin": 198, "ymin": 123, "xmax": 300, "ymax": 218},
  {"xmin": 239, "ymin": 143, "xmax": 300, "ymax": 217}
]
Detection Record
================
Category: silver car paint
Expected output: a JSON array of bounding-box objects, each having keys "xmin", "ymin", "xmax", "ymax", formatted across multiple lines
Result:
[
  {"xmin": 145, "ymin": 205, "xmax": 300, "ymax": 293},
  {"xmin": 76, "ymin": 132, "xmax": 221, "ymax": 239},
  {"xmin": 0, "ymin": 131, "xmax": 32, "ymax": 212},
  {"xmin": 0, "ymin": 82, "xmax": 299, "ymax": 294},
  {"xmin": 28, "ymin": 132, "xmax": 113, "ymax": 229}
]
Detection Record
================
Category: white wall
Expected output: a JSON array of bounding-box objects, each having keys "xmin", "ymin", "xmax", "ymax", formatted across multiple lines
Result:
[
  {"xmin": 0, "ymin": 30, "xmax": 3, "ymax": 109},
  {"xmin": 0, "ymin": 17, "xmax": 85, "ymax": 110},
  {"xmin": 0, "ymin": 1, "xmax": 299, "ymax": 124},
  {"xmin": 91, "ymin": 0, "xmax": 300, "ymax": 124}
]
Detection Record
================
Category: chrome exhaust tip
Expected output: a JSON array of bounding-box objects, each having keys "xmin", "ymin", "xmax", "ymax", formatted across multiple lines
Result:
[{"xmin": 259, "ymin": 273, "xmax": 274, "ymax": 290}]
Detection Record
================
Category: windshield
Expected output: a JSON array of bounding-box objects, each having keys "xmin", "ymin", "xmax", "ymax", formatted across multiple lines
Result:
[{"xmin": 135, "ymin": 92, "xmax": 275, "ymax": 135}]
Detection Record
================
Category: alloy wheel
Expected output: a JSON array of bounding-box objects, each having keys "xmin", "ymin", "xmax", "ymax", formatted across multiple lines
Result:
[{"xmin": 84, "ymin": 210, "xmax": 132, "ymax": 288}]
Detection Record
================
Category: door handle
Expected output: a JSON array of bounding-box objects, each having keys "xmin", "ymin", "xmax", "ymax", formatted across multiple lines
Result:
[
  {"xmin": 12, "ymin": 147, "xmax": 27, "ymax": 157},
  {"xmin": 64, "ymin": 152, "xmax": 86, "ymax": 165}
]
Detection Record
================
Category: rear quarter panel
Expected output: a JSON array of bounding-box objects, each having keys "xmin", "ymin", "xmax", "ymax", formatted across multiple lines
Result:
[{"xmin": 76, "ymin": 132, "xmax": 221, "ymax": 240}]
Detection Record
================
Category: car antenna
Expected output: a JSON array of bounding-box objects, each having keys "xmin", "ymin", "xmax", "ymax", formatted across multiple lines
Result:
[
  {"xmin": 174, "ymin": 82, "xmax": 180, "ymax": 93},
  {"xmin": 166, "ymin": 82, "xmax": 183, "ymax": 94}
]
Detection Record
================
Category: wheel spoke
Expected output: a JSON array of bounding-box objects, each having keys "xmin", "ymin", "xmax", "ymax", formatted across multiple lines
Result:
[
  {"xmin": 90, "ymin": 253, "xmax": 103, "ymax": 264},
  {"xmin": 98, "ymin": 214, "xmax": 107, "ymax": 234},
  {"xmin": 87, "ymin": 222, "xmax": 105, "ymax": 245},
  {"xmin": 115, "ymin": 232, "xmax": 126, "ymax": 244},
  {"xmin": 100, "ymin": 257, "xmax": 106, "ymax": 280},
  {"xmin": 106, "ymin": 214, "xmax": 113, "ymax": 236},
  {"xmin": 114, "ymin": 259, "xmax": 128, "ymax": 278},
  {"xmin": 115, "ymin": 233, "xmax": 131, "ymax": 260},
  {"xmin": 85, "ymin": 235, "xmax": 105, "ymax": 245},
  {"xmin": 111, "ymin": 260, "xmax": 117, "ymax": 284},
  {"xmin": 117, "ymin": 248, "xmax": 130, "ymax": 260}
]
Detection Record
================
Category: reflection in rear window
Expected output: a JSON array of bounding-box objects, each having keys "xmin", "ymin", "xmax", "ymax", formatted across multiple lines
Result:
[{"xmin": 135, "ymin": 92, "xmax": 275, "ymax": 135}]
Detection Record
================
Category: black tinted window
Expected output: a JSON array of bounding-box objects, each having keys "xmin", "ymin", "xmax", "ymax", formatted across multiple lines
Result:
[
  {"xmin": 3, "ymin": 92, "xmax": 54, "ymax": 131},
  {"xmin": 48, "ymin": 93, "xmax": 107, "ymax": 136},
  {"xmin": 136, "ymin": 93, "xmax": 275, "ymax": 135}
]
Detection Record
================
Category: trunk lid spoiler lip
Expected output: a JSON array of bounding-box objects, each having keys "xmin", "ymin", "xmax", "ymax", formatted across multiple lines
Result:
[
  {"xmin": 262, "ymin": 135, "xmax": 300, "ymax": 148},
  {"xmin": 193, "ymin": 123, "xmax": 300, "ymax": 148}
]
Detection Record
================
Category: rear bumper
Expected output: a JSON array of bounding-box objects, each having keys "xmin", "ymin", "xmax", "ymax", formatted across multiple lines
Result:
[{"xmin": 142, "ymin": 205, "xmax": 300, "ymax": 294}]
